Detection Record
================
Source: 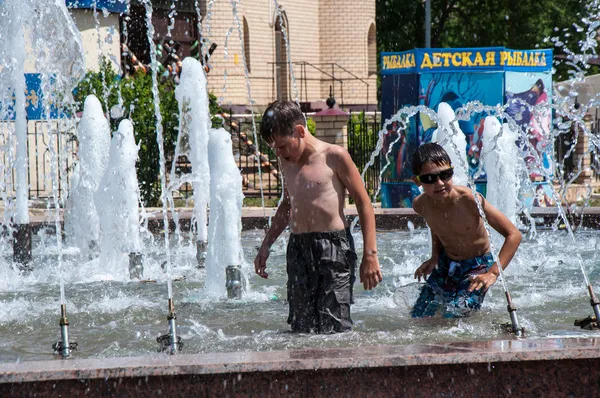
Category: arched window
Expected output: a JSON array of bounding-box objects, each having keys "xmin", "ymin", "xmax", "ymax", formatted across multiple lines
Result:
[
  {"xmin": 367, "ymin": 23, "xmax": 377, "ymax": 76},
  {"xmin": 243, "ymin": 17, "xmax": 251, "ymax": 73}
]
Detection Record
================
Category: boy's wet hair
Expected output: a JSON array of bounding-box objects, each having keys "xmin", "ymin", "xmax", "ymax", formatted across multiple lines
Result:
[
  {"xmin": 260, "ymin": 100, "xmax": 306, "ymax": 143},
  {"xmin": 412, "ymin": 142, "xmax": 452, "ymax": 175}
]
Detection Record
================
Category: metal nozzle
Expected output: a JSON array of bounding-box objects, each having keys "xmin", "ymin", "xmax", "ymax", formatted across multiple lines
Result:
[
  {"xmin": 157, "ymin": 298, "xmax": 183, "ymax": 354},
  {"xmin": 52, "ymin": 304, "xmax": 77, "ymax": 358},
  {"xmin": 129, "ymin": 252, "xmax": 144, "ymax": 279},
  {"xmin": 226, "ymin": 265, "xmax": 243, "ymax": 299},
  {"xmin": 505, "ymin": 292, "xmax": 524, "ymax": 337},
  {"xmin": 196, "ymin": 240, "xmax": 208, "ymax": 268}
]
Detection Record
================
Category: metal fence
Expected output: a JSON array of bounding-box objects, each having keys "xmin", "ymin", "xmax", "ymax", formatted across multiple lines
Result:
[
  {"xmin": 1, "ymin": 121, "xmax": 76, "ymax": 201},
  {"xmin": 172, "ymin": 111, "xmax": 382, "ymax": 202},
  {"xmin": 2, "ymin": 113, "xmax": 382, "ymax": 205},
  {"xmin": 227, "ymin": 113, "xmax": 282, "ymax": 198}
]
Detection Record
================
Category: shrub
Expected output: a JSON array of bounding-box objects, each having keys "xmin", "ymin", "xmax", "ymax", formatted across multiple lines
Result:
[{"xmin": 73, "ymin": 58, "xmax": 223, "ymax": 206}]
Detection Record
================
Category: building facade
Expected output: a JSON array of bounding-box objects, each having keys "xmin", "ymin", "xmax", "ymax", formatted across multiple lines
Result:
[
  {"xmin": 200, "ymin": 0, "xmax": 377, "ymax": 112},
  {"xmin": 68, "ymin": 0, "xmax": 378, "ymax": 112}
]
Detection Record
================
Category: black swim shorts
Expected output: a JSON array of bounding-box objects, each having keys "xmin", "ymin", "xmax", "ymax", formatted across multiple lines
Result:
[{"xmin": 286, "ymin": 228, "xmax": 357, "ymax": 333}]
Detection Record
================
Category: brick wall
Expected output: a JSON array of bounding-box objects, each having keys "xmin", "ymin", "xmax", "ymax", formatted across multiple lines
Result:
[
  {"xmin": 204, "ymin": 0, "xmax": 376, "ymax": 111},
  {"xmin": 71, "ymin": 10, "xmax": 121, "ymax": 73}
]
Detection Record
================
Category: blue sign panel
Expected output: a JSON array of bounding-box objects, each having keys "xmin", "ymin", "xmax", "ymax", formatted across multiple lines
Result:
[
  {"xmin": 382, "ymin": 48, "xmax": 552, "ymax": 74},
  {"xmin": 65, "ymin": 0, "xmax": 128, "ymax": 14},
  {"xmin": 0, "ymin": 74, "xmax": 61, "ymax": 121}
]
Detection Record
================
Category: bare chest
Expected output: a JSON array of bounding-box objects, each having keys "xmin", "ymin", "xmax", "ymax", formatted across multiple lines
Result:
[
  {"xmin": 285, "ymin": 161, "xmax": 336, "ymax": 199},
  {"xmin": 425, "ymin": 206, "xmax": 481, "ymax": 238}
]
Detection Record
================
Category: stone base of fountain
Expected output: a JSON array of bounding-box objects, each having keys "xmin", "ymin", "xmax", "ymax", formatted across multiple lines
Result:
[
  {"xmin": 196, "ymin": 240, "xmax": 207, "ymax": 268},
  {"xmin": 128, "ymin": 252, "xmax": 144, "ymax": 280},
  {"xmin": 0, "ymin": 337, "xmax": 598, "ymax": 396},
  {"xmin": 12, "ymin": 223, "xmax": 32, "ymax": 270}
]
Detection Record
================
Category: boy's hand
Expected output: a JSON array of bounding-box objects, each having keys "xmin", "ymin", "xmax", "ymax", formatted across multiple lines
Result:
[
  {"xmin": 414, "ymin": 258, "xmax": 437, "ymax": 282},
  {"xmin": 254, "ymin": 246, "xmax": 270, "ymax": 279},
  {"xmin": 468, "ymin": 271, "xmax": 498, "ymax": 292},
  {"xmin": 360, "ymin": 252, "xmax": 383, "ymax": 290}
]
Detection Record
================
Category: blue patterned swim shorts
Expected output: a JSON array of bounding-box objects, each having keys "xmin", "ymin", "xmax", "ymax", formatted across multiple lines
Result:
[{"xmin": 410, "ymin": 251, "xmax": 495, "ymax": 318}]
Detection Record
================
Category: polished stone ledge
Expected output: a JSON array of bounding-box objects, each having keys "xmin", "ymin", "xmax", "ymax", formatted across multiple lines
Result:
[
  {"xmin": 1, "ymin": 337, "xmax": 599, "ymax": 383},
  {"xmin": 15, "ymin": 206, "xmax": 600, "ymax": 234}
]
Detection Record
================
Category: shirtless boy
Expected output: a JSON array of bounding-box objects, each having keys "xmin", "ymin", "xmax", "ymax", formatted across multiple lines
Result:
[
  {"xmin": 410, "ymin": 143, "xmax": 522, "ymax": 318},
  {"xmin": 254, "ymin": 101, "xmax": 382, "ymax": 333}
]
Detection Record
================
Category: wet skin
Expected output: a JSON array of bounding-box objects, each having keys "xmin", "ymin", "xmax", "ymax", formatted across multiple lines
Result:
[
  {"xmin": 253, "ymin": 125, "xmax": 383, "ymax": 290},
  {"xmin": 411, "ymin": 161, "xmax": 522, "ymax": 292}
]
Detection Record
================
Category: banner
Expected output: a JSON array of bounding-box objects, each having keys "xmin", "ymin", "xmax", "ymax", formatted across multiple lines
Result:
[
  {"xmin": 382, "ymin": 48, "xmax": 552, "ymax": 75},
  {"xmin": 418, "ymin": 72, "xmax": 504, "ymax": 178},
  {"xmin": 65, "ymin": 0, "xmax": 128, "ymax": 13},
  {"xmin": 505, "ymin": 71, "xmax": 554, "ymax": 179},
  {"xmin": 380, "ymin": 74, "xmax": 419, "ymax": 180}
]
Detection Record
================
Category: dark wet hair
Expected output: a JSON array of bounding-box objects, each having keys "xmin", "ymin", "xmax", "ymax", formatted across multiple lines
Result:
[
  {"xmin": 411, "ymin": 142, "xmax": 452, "ymax": 175},
  {"xmin": 260, "ymin": 100, "xmax": 306, "ymax": 143}
]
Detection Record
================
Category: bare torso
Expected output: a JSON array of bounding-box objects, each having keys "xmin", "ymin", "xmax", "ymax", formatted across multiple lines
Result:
[
  {"xmin": 417, "ymin": 186, "xmax": 490, "ymax": 260},
  {"xmin": 282, "ymin": 142, "xmax": 348, "ymax": 233}
]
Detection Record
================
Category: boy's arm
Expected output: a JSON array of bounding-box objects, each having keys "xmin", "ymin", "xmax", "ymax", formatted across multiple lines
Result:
[
  {"xmin": 468, "ymin": 194, "xmax": 523, "ymax": 292},
  {"xmin": 413, "ymin": 196, "xmax": 442, "ymax": 280},
  {"xmin": 254, "ymin": 189, "xmax": 291, "ymax": 279},
  {"xmin": 333, "ymin": 147, "xmax": 382, "ymax": 290}
]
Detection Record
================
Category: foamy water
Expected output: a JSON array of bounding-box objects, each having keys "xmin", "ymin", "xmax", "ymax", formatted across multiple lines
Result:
[{"xmin": 0, "ymin": 228, "xmax": 598, "ymax": 363}]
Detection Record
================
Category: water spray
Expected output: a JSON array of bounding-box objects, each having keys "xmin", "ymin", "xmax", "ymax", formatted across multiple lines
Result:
[
  {"xmin": 52, "ymin": 304, "xmax": 77, "ymax": 358},
  {"xmin": 142, "ymin": 0, "xmax": 182, "ymax": 351}
]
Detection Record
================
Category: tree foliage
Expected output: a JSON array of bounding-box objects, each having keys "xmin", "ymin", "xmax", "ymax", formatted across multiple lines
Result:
[
  {"xmin": 376, "ymin": 0, "xmax": 593, "ymax": 80},
  {"xmin": 73, "ymin": 58, "xmax": 223, "ymax": 206}
]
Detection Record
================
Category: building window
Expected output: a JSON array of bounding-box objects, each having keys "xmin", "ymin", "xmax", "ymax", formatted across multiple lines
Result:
[
  {"xmin": 243, "ymin": 17, "xmax": 251, "ymax": 73},
  {"xmin": 367, "ymin": 23, "xmax": 377, "ymax": 76}
]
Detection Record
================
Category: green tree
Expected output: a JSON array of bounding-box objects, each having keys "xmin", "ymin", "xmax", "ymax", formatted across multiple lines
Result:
[
  {"xmin": 376, "ymin": 0, "xmax": 592, "ymax": 80},
  {"xmin": 74, "ymin": 58, "xmax": 223, "ymax": 206}
]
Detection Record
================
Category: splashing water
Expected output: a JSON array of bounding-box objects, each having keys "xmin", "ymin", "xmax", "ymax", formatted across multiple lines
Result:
[
  {"xmin": 175, "ymin": 58, "xmax": 211, "ymax": 245},
  {"xmin": 95, "ymin": 119, "xmax": 141, "ymax": 277},
  {"xmin": 64, "ymin": 95, "xmax": 111, "ymax": 259},
  {"xmin": 142, "ymin": 0, "xmax": 174, "ymax": 299},
  {"xmin": 433, "ymin": 102, "xmax": 469, "ymax": 186},
  {"xmin": 205, "ymin": 128, "xmax": 245, "ymax": 297},
  {"xmin": 481, "ymin": 116, "xmax": 522, "ymax": 226}
]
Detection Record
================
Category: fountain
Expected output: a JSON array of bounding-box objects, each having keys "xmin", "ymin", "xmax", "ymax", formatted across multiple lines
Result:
[
  {"xmin": 481, "ymin": 117, "xmax": 522, "ymax": 227},
  {"xmin": 2, "ymin": 0, "xmax": 600, "ymax": 395},
  {"xmin": 174, "ymin": 57, "xmax": 211, "ymax": 268},
  {"xmin": 433, "ymin": 102, "xmax": 469, "ymax": 186},
  {"xmin": 64, "ymin": 95, "xmax": 110, "ymax": 260},
  {"xmin": 95, "ymin": 118, "xmax": 142, "ymax": 279},
  {"xmin": 205, "ymin": 127, "xmax": 244, "ymax": 298}
]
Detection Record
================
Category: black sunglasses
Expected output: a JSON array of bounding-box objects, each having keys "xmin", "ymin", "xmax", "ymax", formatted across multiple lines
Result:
[{"xmin": 417, "ymin": 167, "xmax": 454, "ymax": 184}]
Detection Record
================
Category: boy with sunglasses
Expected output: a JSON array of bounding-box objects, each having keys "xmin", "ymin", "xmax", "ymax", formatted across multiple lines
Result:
[
  {"xmin": 253, "ymin": 101, "xmax": 383, "ymax": 333},
  {"xmin": 410, "ymin": 143, "xmax": 522, "ymax": 317}
]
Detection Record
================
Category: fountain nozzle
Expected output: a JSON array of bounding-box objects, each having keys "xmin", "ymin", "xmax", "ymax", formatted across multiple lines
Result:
[
  {"xmin": 226, "ymin": 265, "xmax": 243, "ymax": 299},
  {"xmin": 52, "ymin": 304, "xmax": 78, "ymax": 358},
  {"xmin": 504, "ymin": 292, "xmax": 525, "ymax": 337},
  {"xmin": 574, "ymin": 285, "xmax": 600, "ymax": 330},
  {"xmin": 157, "ymin": 298, "xmax": 183, "ymax": 354},
  {"xmin": 588, "ymin": 285, "xmax": 600, "ymax": 322}
]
